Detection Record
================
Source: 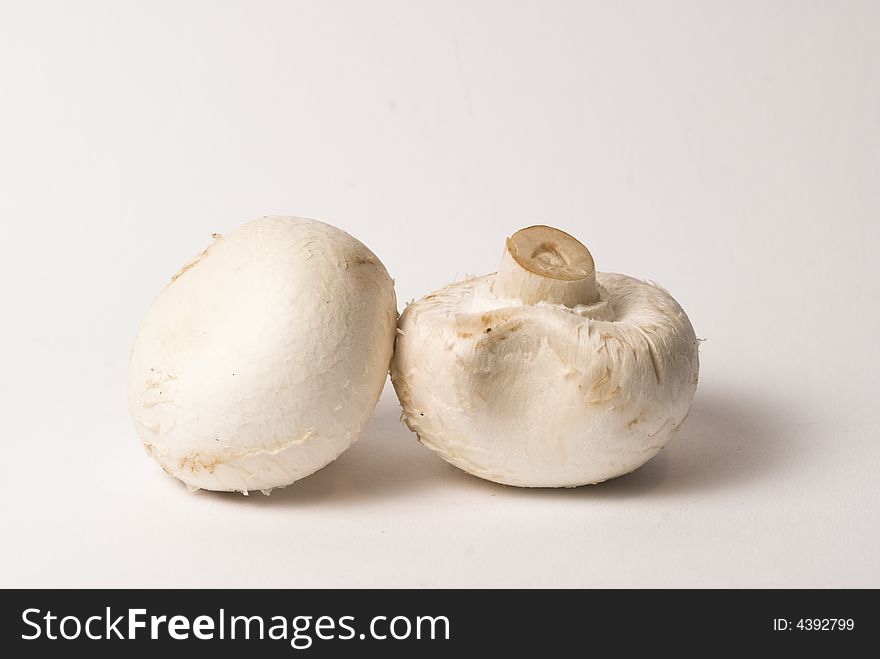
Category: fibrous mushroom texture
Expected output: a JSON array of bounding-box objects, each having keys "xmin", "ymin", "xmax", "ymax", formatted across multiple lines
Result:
[
  {"xmin": 129, "ymin": 216, "xmax": 397, "ymax": 493},
  {"xmin": 391, "ymin": 225, "xmax": 699, "ymax": 487}
]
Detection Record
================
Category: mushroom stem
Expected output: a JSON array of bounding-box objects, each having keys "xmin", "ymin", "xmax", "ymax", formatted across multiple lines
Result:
[{"xmin": 491, "ymin": 225, "xmax": 599, "ymax": 307}]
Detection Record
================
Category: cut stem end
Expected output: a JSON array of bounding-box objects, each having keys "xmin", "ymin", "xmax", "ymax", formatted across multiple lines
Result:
[{"xmin": 492, "ymin": 225, "xmax": 598, "ymax": 307}]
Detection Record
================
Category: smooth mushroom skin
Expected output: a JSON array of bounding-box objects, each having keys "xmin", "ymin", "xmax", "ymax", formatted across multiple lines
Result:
[
  {"xmin": 391, "ymin": 251, "xmax": 699, "ymax": 487},
  {"xmin": 129, "ymin": 216, "xmax": 397, "ymax": 493}
]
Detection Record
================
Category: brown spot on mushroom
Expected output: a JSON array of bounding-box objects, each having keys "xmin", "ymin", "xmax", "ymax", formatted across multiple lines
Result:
[
  {"xmin": 590, "ymin": 367, "xmax": 611, "ymax": 392},
  {"xmin": 457, "ymin": 332, "xmax": 473, "ymax": 339},
  {"xmin": 627, "ymin": 418, "xmax": 639, "ymax": 429},
  {"xmin": 170, "ymin": 234, "xmax": 223, "ymax": 283},
  {"xmin": 347, "ymin": 255, "xmax": 374, "ymax": 267},
  {"xmin": 585, "ymin": 385, "xmax": 621, "ymax": 405},
  {"xmin": 178, "ymin": 454, "xmax": 219, "ymax": 474}
]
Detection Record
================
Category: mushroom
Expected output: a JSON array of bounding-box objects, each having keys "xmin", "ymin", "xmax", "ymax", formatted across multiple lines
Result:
[
  {"xmin": 391, "ymin": 225, "xmax": 699, "ymax": 487},
  {"xmin": 128, "ymin": 216, "xmax": 397, "ymax": 494}
]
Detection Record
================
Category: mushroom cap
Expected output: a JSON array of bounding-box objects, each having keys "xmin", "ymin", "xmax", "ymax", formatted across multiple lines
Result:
[
  {"xmin": 129, "ymin": 216, "xmax": 397, "ymax": 493},
  {"xmin": 391, "ymin": 273, "xmax": 699, "ymax": 487}
]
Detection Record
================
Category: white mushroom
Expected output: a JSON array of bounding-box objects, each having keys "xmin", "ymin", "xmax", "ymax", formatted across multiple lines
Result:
[
  {"xmin": 391, "ymin": 225, "xmax": 699, "ymax": 487},
  {"xmin": 128, "ymin": 216, "xmax": 397, "ymax": 494}
]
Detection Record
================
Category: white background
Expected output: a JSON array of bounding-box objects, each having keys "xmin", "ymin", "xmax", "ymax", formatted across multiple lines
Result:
[{"xmin": 1, "ymin": 0, "xmax": 878, "ymax": 587}]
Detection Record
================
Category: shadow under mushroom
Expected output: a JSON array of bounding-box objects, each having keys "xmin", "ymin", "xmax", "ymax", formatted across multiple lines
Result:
[
  {"xmin": 463, "ymin": 386, "xmax": 798, "ymax": 499},
  {"xmin": 194, "ymin": 386, "xmax": 796, "ymax": 505}
]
